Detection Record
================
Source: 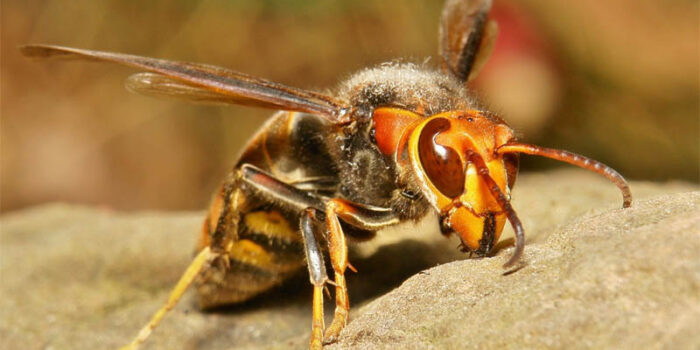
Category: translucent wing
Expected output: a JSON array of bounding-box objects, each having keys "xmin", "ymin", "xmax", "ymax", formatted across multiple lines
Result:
[
  {"xmin": 439, "ymin": 0, "xmax": 498, "ymax": 82},
  {"xmin": 125, "ymin": 72, "xmax": 276, "ymax": 107},
  {"xmin": 20, "ymin": 45, "xmax": 349, "ymax": 121}
]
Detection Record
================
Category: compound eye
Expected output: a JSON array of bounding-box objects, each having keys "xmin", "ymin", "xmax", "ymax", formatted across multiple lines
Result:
[{"xmin": 418, "ymin": 118, "xmax": 465, "ymax": 198}]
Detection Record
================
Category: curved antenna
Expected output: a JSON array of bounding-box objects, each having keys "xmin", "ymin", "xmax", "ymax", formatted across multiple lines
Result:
[
  {"xmin": 19, "ymin": 44, "xmax": 350, "ymax": 122},
  {"xmin": 467, "ymin": 151, "xmax": 524, "ymax": 268},
  {"xmin": 497, "ymin": 143, "xmax": 632, "ymax": 208}
]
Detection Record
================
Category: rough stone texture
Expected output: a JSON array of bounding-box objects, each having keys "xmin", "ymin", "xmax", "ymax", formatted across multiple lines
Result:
[
  {"xmin": 328, "ymin": 190, "xmax": 700, "ymax": 350},
  {"xmin": 1, "ymin": 170, "xmax": 697, "ymax": 350}
]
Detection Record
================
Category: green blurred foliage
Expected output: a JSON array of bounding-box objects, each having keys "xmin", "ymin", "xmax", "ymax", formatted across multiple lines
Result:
[{"xmin": 2, "ymin": 0, "xmax": 698, "ymax": 212}]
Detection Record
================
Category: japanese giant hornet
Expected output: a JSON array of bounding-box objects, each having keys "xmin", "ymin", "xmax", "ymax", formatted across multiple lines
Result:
[{"xmin": 20, "ymin": 0, "xmax": 632, "ymax": 349}]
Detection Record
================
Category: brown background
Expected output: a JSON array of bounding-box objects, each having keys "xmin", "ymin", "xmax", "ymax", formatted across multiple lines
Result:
[{"xmin": 2, "ymin": 0, "xmax": 698, "ymax": 212}]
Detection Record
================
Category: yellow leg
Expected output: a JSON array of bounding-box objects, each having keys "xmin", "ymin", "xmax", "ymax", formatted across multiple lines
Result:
[
  {"xmin": 323, "ymin": 200, "xmax": 350, "ymax": 343},
  {"xmin": 310, "ymin": 285, "xmax": 325, "ymax": 350},
  {"xmin": 118, "ymin": 247, "xmax": 216, "ymax": 350},
  {"xmin": 324, "ymin": 272, "xmax": 349, "ymax": 342}
]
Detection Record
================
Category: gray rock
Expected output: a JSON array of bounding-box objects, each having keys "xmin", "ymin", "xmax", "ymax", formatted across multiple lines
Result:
[
  {"xmin": 1, "ymin": 170, "xmax": 697, "ymax": 350},
  {"xmin": 328, "ymin": 190, "xmax": 700, "ymax": 350}
]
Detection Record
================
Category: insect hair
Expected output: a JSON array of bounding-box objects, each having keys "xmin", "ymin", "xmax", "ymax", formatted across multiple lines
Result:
[{"xmin": 338, "ymin": 62, "xmax": 478, "ymax": 116}]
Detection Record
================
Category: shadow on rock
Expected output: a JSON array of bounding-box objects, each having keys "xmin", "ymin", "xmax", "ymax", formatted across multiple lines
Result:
[{"xmin": 205, "ymin": 238, "xmax": 462, "ymax": 316}]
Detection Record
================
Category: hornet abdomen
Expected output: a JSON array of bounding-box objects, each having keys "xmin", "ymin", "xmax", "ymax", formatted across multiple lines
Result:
[{"xmin": 195, "ymin": 111, "xmax": 339, "ymax": 309}]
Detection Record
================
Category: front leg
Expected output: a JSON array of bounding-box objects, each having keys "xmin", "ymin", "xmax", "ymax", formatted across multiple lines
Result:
[{"xmin": 323, "ymin": 198, "xmax": 399, "ymax": 344}]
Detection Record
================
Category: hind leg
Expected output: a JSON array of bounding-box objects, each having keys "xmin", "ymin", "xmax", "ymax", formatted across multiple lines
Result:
[
  {"xmin": 118, "ymin": 247, "xmax": 218, "ymax": 350},
  {"xmin": 119, "ymin": 166, "xmax": 309, "ymax": 349}
]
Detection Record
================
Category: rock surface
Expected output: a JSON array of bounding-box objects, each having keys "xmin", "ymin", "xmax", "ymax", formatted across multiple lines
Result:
[{"xmin": 1, "ymin": 170, "xmax": 698, "ymax": 350}]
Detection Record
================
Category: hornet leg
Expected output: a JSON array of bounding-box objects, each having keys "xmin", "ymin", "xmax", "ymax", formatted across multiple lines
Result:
[
  {"xmin": 300, "ymin": 208, "xmax": 328, "ymax": 350},
  {"xmin": 118, "ymin": 247, "xmax": 218, "ymax": 350},
  {"xmin": 240, "ymin": 164, "xmax": 399, "ymax": 347},
  {"xmin": 322, "ymin": 198, "xmax": 399, "ymax": 343}
]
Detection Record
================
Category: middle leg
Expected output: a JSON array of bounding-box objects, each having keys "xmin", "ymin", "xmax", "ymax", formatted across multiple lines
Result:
[
  {"xmin": 240, "ymin": 164, "xmax": 400, "ymax": 346},
  {"xmin": 299, "ymin": 208, "xmax": 328, "ymax": 350}
]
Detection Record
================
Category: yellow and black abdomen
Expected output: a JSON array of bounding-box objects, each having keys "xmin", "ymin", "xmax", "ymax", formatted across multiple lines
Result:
[
  {"xmin": 195, "ymin": 111, "xmax": 338, "ymax": 309},
  {"xmin": 196, "ymin": 199, "xmax": 307, "ymax": 309}
]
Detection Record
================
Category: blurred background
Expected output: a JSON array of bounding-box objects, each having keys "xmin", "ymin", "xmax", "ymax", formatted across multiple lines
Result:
[{"xmin": 2, "ymin": 0, "xmax": 698, "ymax": 213}]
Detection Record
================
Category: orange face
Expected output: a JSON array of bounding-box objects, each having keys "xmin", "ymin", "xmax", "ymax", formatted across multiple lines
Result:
[{"xmin": 373, "ymin": 107, "xmax": 518, "ymax": 255}]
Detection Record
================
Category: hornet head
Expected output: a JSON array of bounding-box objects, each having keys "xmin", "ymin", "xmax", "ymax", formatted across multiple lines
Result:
[{"xmin": 372, "ymin": 106, "xmax": 631, "ymax": 267}]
